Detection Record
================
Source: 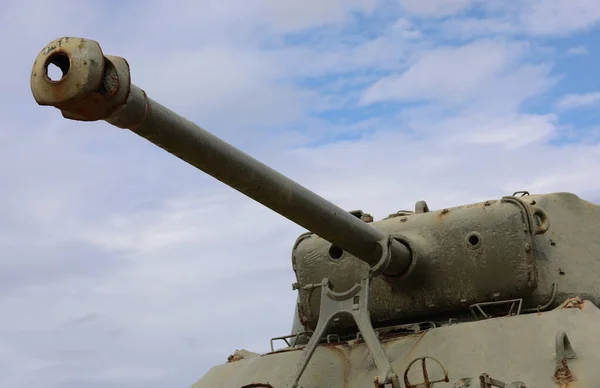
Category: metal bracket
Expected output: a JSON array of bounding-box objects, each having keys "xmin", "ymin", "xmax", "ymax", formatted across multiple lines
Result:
[
  {"xmin": 415, "ymin": 200, "xmax": 430, "ymax": 214},
  {"xmin": 269, "ymin": 332, "xmax": 312, "ymax": 352},
  {"xmin": 403, "ymin": 356, "xmax": 449, "ymax": 388},
  {"xmin": 501, "ymin": 196, "xmax": 550, "ymax": 236},
  {"xmin": 288, "ymin": 237, "xmax": 400, "ymax": 388},
  {"xmin": 469, "ymin": 299, "xmax": 523, "ymax": 320},
  {"xmin": 479, "ymin": 374, "xmax": 526, "ymax": 388}
]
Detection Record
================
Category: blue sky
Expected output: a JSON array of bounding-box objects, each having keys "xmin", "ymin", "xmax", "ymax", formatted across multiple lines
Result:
[{"xmin": 1, "ymin": 0, "xmax": 600, "ymax": 387}]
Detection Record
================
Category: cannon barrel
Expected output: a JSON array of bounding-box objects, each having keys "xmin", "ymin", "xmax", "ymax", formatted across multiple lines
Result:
[{"xmin": 30, "ymin": 37, "xmax": 413, "ymax": 277}]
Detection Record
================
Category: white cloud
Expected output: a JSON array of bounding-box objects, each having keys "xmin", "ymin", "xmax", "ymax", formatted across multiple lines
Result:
[
  {"xmin": 290, "ymin": 123, "xmax": 600, "ymax": 211},
  {"xmin": 125, "ymin": 45, "xmax": 318, "ymax": 130},
  {"xmin": 256, "ymin": 0, "xmax": 377, "ymax": 31},
  {"xmin": 359, "ymin": 40, "xmax": 548, "ymax": 108},
  {"xmin": 1, "ymin": 0, "xmax": 600, "ymax": 387},
  {"xmin": 520, "ymin": 0, "xmax": 600, "ymax": 36},
  {"xmin": 398, "ymin": 0, "xmax": 473, "ymax": 17},
  {"xmin": 116, "ymin": 0, "xmax": 376, "ymax": 43},
  {"xmin": 556, "ymin": 92, "xmax": 600, "ymax": 110},
  {"xmin": 437, "ymin": 0, "xmax": 600, "ymax": 39},
  {"xmin": 391, "ymin": 18, "xmax": 423, "ymax": 39},
  {"xmin": 565, "ymin": 45, "xmax": 589, "ymax": 55},
  {"xmin": 439, "ymin": 17, "xmax": 519, "ymax": 39},
  {"xmin": 445, "ymin": 113, "xmax": 557, "ymax": 148}
]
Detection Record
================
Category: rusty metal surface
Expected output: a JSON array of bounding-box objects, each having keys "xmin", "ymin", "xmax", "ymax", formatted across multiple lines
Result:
[
  {"xmin": 192, "ymin": 299, "xmax": 600, "ymax": 387},
  {"xmin": 227, "ymin": 349, "xmax": 259, "ymax": 363}
]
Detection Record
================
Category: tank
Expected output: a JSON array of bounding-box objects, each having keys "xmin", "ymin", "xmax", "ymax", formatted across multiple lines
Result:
[{"xmin": 30, "ymin": 37, "xmax": 600, "ymax": 388}]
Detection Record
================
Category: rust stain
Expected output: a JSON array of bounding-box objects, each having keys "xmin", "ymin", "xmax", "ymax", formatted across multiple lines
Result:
[
  {"xmin": 374, "ymin": 376, "xmax": 400, "ymax": 388},
  {"xmin": 327, "ymin": 345, "xmax": 350, "ymax": 388},
  {"xmin": 263, "ymin": 347, "xmax": 304, "ymax": 356},
  {"xmin": 384, "ymin": 210, "xmax": 414, "ymax": 220},
  {"xmin": 227, "ymin": 354, "xmax": 241, "ymax": 363},
  {"xmin": 296, "ymin": 303, "xmax": 308, "ymax": 325},
  {"xmin": 373, "ymin": 376, "xmax": 380, "ymax": 388},
  {"xmin": 553, "ymin": 358, "xmax": 576, "ymax": 387},
  {"xmin": 453, "ymin": 377, "xmax": 472, "ymax": 387},
  {"xmin": 379, "ymin": 328, "xmax": 429, "ymax": 343},
  {"xmin": 560, "ymin": 296, "xmax": 583, "ymax": 309},
  {"xmin": 436, "ymin": 209, "xmax": 448, "ymax": 226},
  {"xmin": 580, "ymin": 300, "xmax": 589, "ymax": 310}
]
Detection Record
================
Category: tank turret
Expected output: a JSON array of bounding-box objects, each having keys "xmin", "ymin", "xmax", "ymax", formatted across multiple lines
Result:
[{"xmin": 31, "ymin": 37, "xmax": 600, "ymax": 388}]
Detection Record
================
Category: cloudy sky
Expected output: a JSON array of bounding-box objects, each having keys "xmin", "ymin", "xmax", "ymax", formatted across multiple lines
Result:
[{"xmin": 1, "ymin": 0, "xmax": 600, "ymax": 387}]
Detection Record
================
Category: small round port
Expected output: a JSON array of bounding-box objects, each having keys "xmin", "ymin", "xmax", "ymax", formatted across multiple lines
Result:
[
  {"xmin": 45, "ymin": 52, "xmax": 70, "ymax": 82},
  {"xmin": 328, "ymin": 245, "xmax": 343, "ymax": 260}
]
